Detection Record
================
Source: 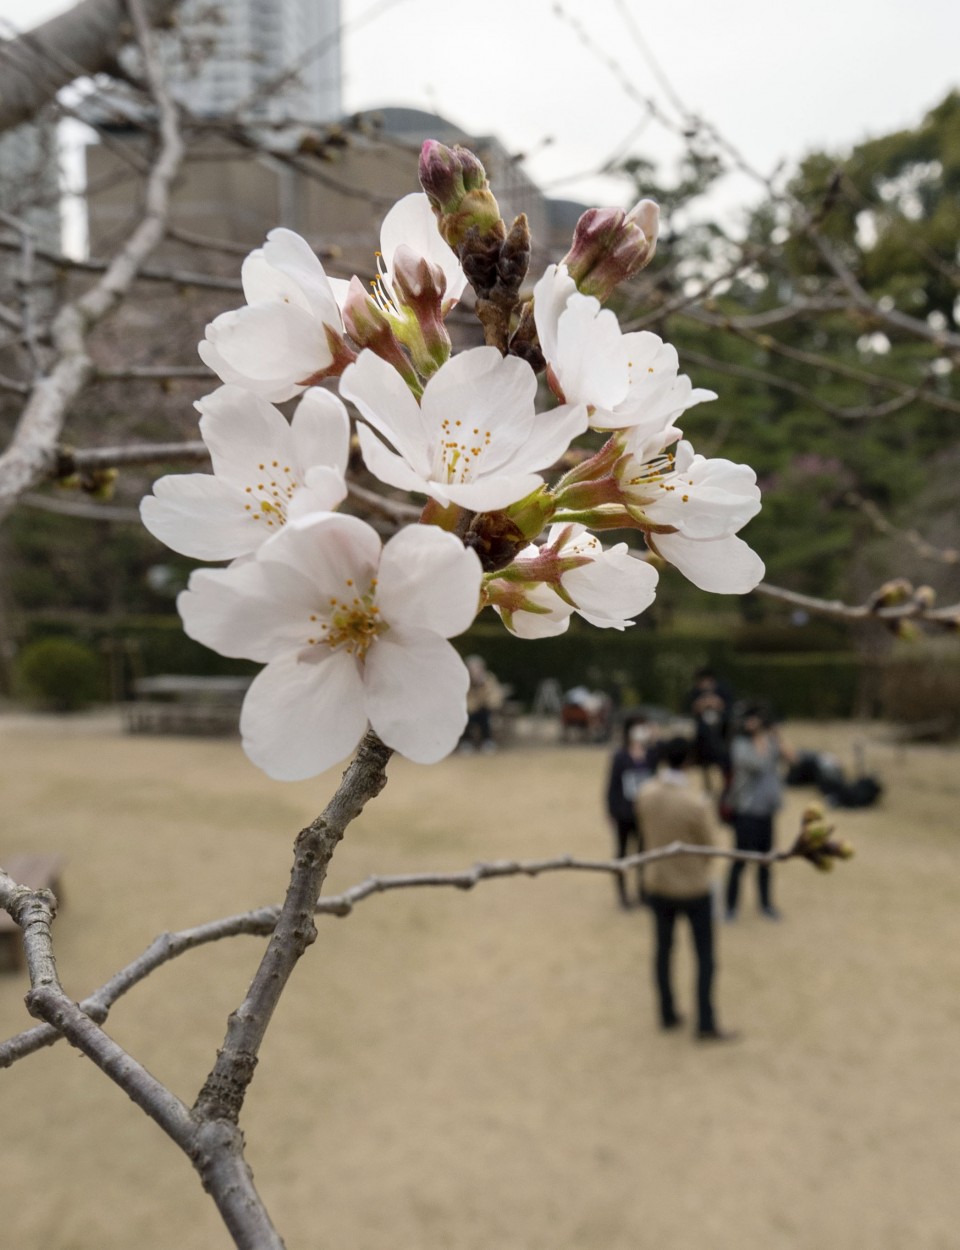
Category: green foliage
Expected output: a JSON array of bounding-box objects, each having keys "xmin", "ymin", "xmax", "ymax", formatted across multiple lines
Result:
[
  {"xmin": 23, "ymin": 614, "xmax": 258, "ymax": 692},
  {"xmin": 453, "ymin": 616, "xmax": 861, "ymax": 719},
  {"xmin": 15, "ymin": 637, "xmax": 105, "ymax": 711},
  {"xmin": 619, "ymin": 91, "xmax": 960, "ymax": 609}
]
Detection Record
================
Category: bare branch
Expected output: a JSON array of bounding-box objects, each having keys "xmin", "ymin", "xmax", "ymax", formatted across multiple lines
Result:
[
  {"xmin": 94, "ymin": 365, "xmax": 216, "ymax": 382},
  {"xmin": 20, "ymin": 491, "xmax": 142, "ymax": 522},
  {"xmin": 685, "ymin": 309, "xmax": 960, "ymax": 419},
  {"xmin": 346, "ymin": 479, "xmax": 420, "ymax": 523},
  {"xmin": 0, "ymin": 0, "xmax": 181, "ymax": 134},
  {"xmin": 801, "ymin": 217, "xmax": 960, "ymax": 356},
  {"xmin": 0, "ymin": 865, "xmax": 196, "ymax": 1147},
  {"xmin": 845, "ymin": 491, "xmax": 960, "ymax": 566},
  {"xmin": 60, "ymin": 439, "xmax": 209, "ymax": 472},
  {"xmin": 0, "ymin": 235, "xmax": 244, "ymax": 293},
  {"xmin": 0, "ymin": 2, "xmax": 185, "ymax": 524},
  {"xmin": 193, "ymin": 729, "xmax": 394, "ymax": 1124},
  {"xmin": 1, "ymin": 838, "xmax": 829, "ymax": 1069},
  {"xmin": 755, "ymin": 579, "xmax": 960, "ymax": 627}
]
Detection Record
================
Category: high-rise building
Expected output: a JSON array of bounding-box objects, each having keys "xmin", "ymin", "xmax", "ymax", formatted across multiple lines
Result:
[{"xmin": 161, "ymin": 0, "xmax": 342, "ymax": 124}]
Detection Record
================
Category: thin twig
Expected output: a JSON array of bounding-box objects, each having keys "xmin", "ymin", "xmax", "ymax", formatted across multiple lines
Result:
[
  {"xmin": 845, "ymin": 491, "xmax": 959, "ymax": 565},
  {"xmin": 1, "ymin": 839, "xmax": 804, "ymax": 1070}
]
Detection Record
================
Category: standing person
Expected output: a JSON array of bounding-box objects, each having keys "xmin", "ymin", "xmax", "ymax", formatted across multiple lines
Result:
[
  {"xmin": 635, "ymin": 737, "xmax": 736, "ymax": 1041},
  {"xmin": 685, "ymin": 667, "xmax": 733, "ymax": 793},
  {"xmin": 725, "ymin": 705, "xmax": 791, "ymax": 922},
  {"xmin": 460, "ymin": 655, "xmax": 503, "ymax": 753},
  {"xmin": 605, "ymin": 719, "xmax": 657, "ymax": 908}
]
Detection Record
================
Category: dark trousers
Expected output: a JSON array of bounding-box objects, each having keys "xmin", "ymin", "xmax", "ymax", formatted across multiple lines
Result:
[
  {"xmin": 613, "ymin": 818, "xmax": 643, "ymax": 906},
  {"xmin": 726, "ymin": 813, "xmax": 774, "ymax": 913},
  {"xmin": 648, "ymin": 892, "xmax": 716, "ymax": 1033}
]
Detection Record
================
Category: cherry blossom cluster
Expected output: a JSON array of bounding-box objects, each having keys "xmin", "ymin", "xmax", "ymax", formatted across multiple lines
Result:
[{"xmin": 141, "ymin": 141, "xmax": 764, "ymax": 780}]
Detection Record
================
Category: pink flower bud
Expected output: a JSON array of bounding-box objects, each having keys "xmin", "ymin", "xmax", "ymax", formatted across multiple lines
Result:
[
  {"xmin": 418, "ymin": 140, "xmax": 503, "ymax": 253},
  {"xmin": 562, "ymin": 199, "xmax": 660, "ymax": 302},
  {"xmin": 341, "ymin": 277, "xmax": 420, "ymax": 390}
]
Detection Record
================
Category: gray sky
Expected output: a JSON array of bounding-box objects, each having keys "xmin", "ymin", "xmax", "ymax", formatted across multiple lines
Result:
[{"xmin": 4, "ymin": 0, "xmax": 959, "ymax": 221}]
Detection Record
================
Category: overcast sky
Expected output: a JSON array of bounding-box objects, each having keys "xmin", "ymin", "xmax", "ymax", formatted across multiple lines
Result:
[{"xmin": 4, "ymin": 0, "xmax": 959, "ymax": 223}]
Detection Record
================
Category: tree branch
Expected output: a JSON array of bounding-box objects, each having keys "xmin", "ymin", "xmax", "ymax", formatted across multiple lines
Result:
[
  {"xmin": 0, "ymin": 60, "xmax": 183, "ymax": 517},
  {"xmin": 0, "ymin": 4, "xmax": 184, "ymax": 525},
  {"xmin": 845, "ymin": 491, "xmax": 960, "ymax": 566},
  {"xmin": 193, "ymin": 729, "xmax": 394, "ymax": 1124},
  {"xmin": 0, "ymin": 235, "xmax": 244, "ymax": 293},
  {"xmin": 1, "ymin": 836, "xmax": 835, "ymax": 1070},
  {"xmin": 755, "ymin": 579, "xmax": 960, "ymax": 627},
  {"xmin": 0, "ymin": 0, "xmax": 181, "ymax": 134}
]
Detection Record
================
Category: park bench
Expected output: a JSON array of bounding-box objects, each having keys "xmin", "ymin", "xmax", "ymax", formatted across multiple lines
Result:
[
  {"xmin": 123, "ymin": 674, "xmax": 251, "ymax": 736},
  {"xmin": 0, "ymin": 852, "xmax": 65, "ymax": 973}
]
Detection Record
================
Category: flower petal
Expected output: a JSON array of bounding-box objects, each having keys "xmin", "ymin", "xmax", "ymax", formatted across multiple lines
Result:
[
  {"xmin": 420, "ymin": 348, "xmax": 537, "ymax": 470},
  {"xmin": 554, "ymin": 293, "xmax": 631, "ymax": 410},
  {"xmin": 563, "ymin": 545, "xmax": 659, "ymax": 628},
  {"xmin": 438, "ymin": 473, "xmax": 547, "ymax": 512},
  {"xmin": 377, "ymin": 525, "xmax": 481, "ymax": 638},
  {"xmin": 263, "ymin": 511, "xmax": 381, "ymax": 601},
  {"xmin": 497, "ymin": 582, "xmax": 573, "ymax": 640},
  {"xmin": 290, "ymin": 388, "xmax": 350, "ymax": 477},
  {"xmin": 196, "ymin": 386, "xmax": 295, "ymax": 487},
  {"xmin": 356, "ymin": 423, "xmax": 434, "ymax": 498},
  {"xmin": 286, "ymin": 466, "xmax": 347, "ymax": 520},
  {"xmin": 653, "ymin": 532, "xmax": 765, "ymax": 594},
  {"xmin": 533, "ymin": 263, "xmax": 578, "ymax": 367},
  {"xmin": 205, "ymin": 302, "xmax": 331, "ymax": 391},
  {"xmin": 363, "ymin": 626, "xmax": 469, "ymax": 763},
  {"xmin": 507, "ymin": 403, "xmax": 589, "ymax": 477},
  {"xmin": 141, "ymin": 474, "xmax": 258, "ymax": 561},
  {"xmin": 339, "ymin": 350, "xmax": 432, "ymax": 472},
  {"xmin": 178, "ymin": 560, "xmax": 319, "ymax": 662},
  {"xmin": 240, "ymin": 648, "xmax": 368, "ymax": 780},
  {"xmin": 262, "ymin": 228, "xmax": 342, "ymax": 328}
]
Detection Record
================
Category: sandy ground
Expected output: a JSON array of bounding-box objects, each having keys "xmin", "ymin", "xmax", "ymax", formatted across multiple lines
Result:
[{"xmin": 1, "ymin": 715, "xmax": 959, "ymax": 1250}]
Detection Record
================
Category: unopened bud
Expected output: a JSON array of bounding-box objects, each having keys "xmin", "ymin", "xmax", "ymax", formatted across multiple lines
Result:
[
  {"xmin": 914, "ymin": 585, "xmax": 936, "ymax": 609},
  {"xmin": 389, "ymin": 246, "xmax": 452, "ymax": 375},
  {"xmin": 418, "ymin": 141, "xmax": 503, "ymax": 254},
  {"xmin": 341, "ymin": 277, "xmax": 420, "ymax": 391},
  {"xmin": 870, "ymin": 577, "xmax": 913, "ymax": 609},
  {"xmin": 562, "ymin": 198, "xmax": 659, "ymax": 303}
]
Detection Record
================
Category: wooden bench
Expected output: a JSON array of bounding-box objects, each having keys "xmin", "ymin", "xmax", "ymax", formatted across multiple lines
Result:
[{"xmin": 0, "ymin": 853, "xmax": 64, "ymax": 973}]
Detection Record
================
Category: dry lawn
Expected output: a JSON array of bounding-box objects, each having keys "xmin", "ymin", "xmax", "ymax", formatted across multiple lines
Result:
[{"xmin": 2, "ymin": 715, "xmax": 959, "ymax": 1250}]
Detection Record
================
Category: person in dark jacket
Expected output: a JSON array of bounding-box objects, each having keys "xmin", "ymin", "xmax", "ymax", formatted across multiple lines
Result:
[
  {"xmin": 605, "ymin": 719, "xmax": 657, "ymax": 908},
  {"xmin": 685, "ymin": 667, "xmax": 734, "ymax": 793},
  {"xmin": 725, "ymin": 705, "xmax": 793, "ymax": 921}
]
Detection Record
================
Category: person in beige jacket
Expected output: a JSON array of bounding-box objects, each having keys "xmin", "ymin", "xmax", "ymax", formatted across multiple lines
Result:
[{"xmin": 635, "ymin": 736, "xmax": 736, "ymax": 1042}]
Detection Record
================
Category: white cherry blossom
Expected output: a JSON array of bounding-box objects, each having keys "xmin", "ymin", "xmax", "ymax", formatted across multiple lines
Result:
[
  {"xmin": 494, "ymin": 524, "xmax": 658, "ymax": 638},
  {"xmin": 340, "ymin": 346, "xmax": 588, "ymax": 511},
  {"xmin": 140, "ymin": 386, "xmax": 349, "ymax": 562},
  {"xmin": 616, "ymin": 436, "xmax": 765, "ymax": 593},
  {"xmin": 533, "ymin": 263, "xmax": 716, "ymax": 435},
  {"xmin": 199, "ymin": 229, "xmax": 346, "ymax": 403},
  {"xmin": 177, "ymin": 514, "xmax": 483, "ymax": 779}
]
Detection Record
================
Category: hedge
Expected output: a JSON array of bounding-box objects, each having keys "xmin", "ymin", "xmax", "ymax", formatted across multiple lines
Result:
[{"xmin": 16, "ymin": 612, "xmax": 958, "ymax": 727}]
